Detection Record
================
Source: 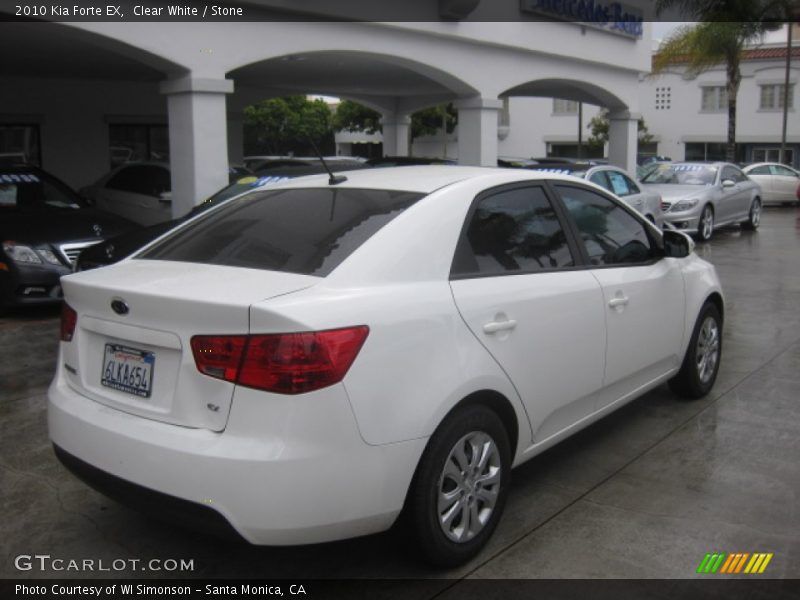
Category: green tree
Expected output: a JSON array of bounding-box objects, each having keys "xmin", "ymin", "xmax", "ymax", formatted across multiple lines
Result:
[
  {"xmin": 411, "ymin": 103, "xmax": 458, "ymax": 141},
  {"xmin": 244, "ymin": 96, "xmax": 333, "ymax": 156},
  {"xmin": 332, "ymin": 100, "xmax": 459, "ymax": 155},
  {"xmin": 586, "ymin": 109, "xmax": 654, "ymax": 148},
  {"xmin": 653, "ymin": 1, "xmax": 790, "ymax": 161},
  {"xmin": 333, "ymin": 100, "xmax": 382, "ymax": 135}
]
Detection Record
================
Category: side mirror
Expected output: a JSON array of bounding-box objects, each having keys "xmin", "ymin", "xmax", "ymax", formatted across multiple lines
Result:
[
  {"xmin": 663, "ymin": 229, "xmax": 694, "ymax": 258},
  {"xmin": 722, "ymin": 179, "xmax": 736, "ymax": 188},
  {"xmin": 158, "ymin": 191, "xmax": 172, "ymax": 202}
]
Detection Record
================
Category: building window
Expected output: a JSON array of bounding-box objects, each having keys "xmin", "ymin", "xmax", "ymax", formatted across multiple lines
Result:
[
  {"xmin": 752, "ymin": 147, "xmax": 794, "ymax": 164},
  {"xmin": 701, "ymin": 86, "xmax": 727, "ymax": 112},
  {"xmin": 546, "ymin": 143, "xmax": 604, "ymax": 159},
  {"xmin": 759, "ymin": 84, "xmax": 794, "ymax": 110},
  {"xmin": 0, "ymin": 124, "xmax": 41, "ymax": 166},
  {"xmin": 108, "ymin": 124, "xmax": 169, "ymax": 168},
  {"xmin": 686, "ymin": 142, "xmax": 745, "ymax": 162},
  {"xmin": 655, "ymin": 86, "xmax": 671, "ymax": 110},
  {"xmin": 553, "ymin": 99, "xmax": 578, "ymax": 114}
]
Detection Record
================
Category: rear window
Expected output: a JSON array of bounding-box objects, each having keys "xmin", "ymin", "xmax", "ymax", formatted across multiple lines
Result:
[{"xmin": 141, "ymin": 187, "xmax": 423, "ymax": 276}]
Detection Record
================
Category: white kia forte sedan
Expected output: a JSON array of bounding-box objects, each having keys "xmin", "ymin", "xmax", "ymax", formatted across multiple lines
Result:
[{"xmin": 48, "ymin": 166, "xmax": 724, "ymax": 566}]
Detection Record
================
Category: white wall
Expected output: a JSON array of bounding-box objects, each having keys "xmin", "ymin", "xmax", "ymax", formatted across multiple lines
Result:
[{"xmin": 641, "ymin": 58, "xmax": 800, "ymax": 162}]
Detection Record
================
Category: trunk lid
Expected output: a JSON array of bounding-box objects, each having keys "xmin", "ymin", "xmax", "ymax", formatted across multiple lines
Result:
[{"xmin": 60, "ymin": 259, "xmax": 318, "ymax": 431}]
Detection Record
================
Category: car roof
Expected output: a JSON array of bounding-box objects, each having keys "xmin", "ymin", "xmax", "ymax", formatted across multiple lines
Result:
[
  {"xmin": 254, "ymin": 165, "xmax": 595, "ymax": 194},
  {"xmin": 743, "ymin": 162, "xmax": 796, "ymax": 170}
]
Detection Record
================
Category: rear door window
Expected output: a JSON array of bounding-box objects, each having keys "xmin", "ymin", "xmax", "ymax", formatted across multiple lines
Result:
[
  {"xmin": 451, "ymin": 185, "xmax": 575, "ymax": 277},
  {"xmin": 141, "ymin": 187, "xmax": 423, "ymax": 276}
]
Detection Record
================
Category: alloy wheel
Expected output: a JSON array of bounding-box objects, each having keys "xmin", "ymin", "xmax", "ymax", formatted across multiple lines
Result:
[
  {"xmin": 701, "ymin": 207, "xmax": 714, "ymax": 240},
  {"xmin": 695, "ymin": 316, "xmax": 720, "ymax": 384},
  {"xmin": 437, "ymin": 431, "xmax": 502, "ymax": 543}
]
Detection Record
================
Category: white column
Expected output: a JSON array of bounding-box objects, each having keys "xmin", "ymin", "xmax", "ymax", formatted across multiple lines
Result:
[
  {"xmin": 160, "ymin": 76, "xmax": 234, "ymax": 219},
  {"xmin": 380, "ymin": 113, "xmax": 411, "ymax": 157},
  {"xmin": 608, "ymin": 110, "xmax": 639, "ymax": 175},
  {"xmin": 454, "ymin": 97, "xmax": 502, "ymax": 167}
]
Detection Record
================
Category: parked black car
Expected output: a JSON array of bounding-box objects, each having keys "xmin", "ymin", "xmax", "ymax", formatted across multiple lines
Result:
[{"xmin": 0, "ymin": 166, "xmax": 137, "ymax": 312}]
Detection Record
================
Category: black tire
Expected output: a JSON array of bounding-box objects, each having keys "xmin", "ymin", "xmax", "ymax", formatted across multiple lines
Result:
[
  {"xmin": 669, "ymin": 302, "xmax": 722, "ymax": 399},
  {"xmin": 696, "ymin": 205, "xmax": 714, "ymax": 242},
  {"xmin": 742, "ymin": 197, "xmax": 761, "ymax": 231},
  {"xmin": 404, "ymin": 404, "xmax": 511, "ymax": 567}
]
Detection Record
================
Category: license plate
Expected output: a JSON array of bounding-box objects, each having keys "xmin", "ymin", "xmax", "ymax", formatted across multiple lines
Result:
[{"xmin": 101, "ymin": 344, "xmax": 154, "ymax": 398}]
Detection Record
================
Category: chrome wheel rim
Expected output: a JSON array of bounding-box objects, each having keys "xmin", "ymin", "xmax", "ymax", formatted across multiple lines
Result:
[
  {"xmin": 701, "ymin": 208, "xmax": 714, "ymax": 239},
  {"xmin": 696, "ymin": 316, "xmax": 720, "ymax": 384},
  {"xmin": 437, "ymin": 431, "xmax": 501, "ymax": 543},
  {"xmin": 751, "ymin": 201, "xmax": 761, "ymax": 226}
]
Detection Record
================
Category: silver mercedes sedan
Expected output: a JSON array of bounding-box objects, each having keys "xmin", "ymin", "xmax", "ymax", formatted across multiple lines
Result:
[{"xmin": 640, "ymin": 162, "xmax": 762, "ymax": 241}]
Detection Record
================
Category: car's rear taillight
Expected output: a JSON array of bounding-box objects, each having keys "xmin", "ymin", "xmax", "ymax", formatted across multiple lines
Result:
[
  {"xmin": 191, "ymin": 326, "xmax": 369, "ymax": 395},
  {"xmin": 796, "ymin": 182, "xmax": 800, "ymax": 200},
  {"xmin": 60, "ymin": 303, "xmax": 77, "ymax": 342},
  {"xmin": 190, "ymin": 335, "xmax": 247, "ymax": 382}
]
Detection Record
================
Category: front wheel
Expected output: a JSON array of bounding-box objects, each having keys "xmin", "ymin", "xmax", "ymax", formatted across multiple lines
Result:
[
  {"xmin": 742, "ymin": 197, "xmax": 761, "ymax": 230},
  {"xmin": 404, "ymin": 405, "xmax": 511, "ymax": 567},
  {"xmin": 696, "ymin": 205, "xmax": 714, "ymax": 242},
  {"xmin": 669, "ymin": 302, "xmax": 722, "ymax": 399}
]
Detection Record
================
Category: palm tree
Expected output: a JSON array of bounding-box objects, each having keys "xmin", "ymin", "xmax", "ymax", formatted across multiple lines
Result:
[{"xmin": 653, "ymin": 1, "xmax": 790, "ymax": 162}]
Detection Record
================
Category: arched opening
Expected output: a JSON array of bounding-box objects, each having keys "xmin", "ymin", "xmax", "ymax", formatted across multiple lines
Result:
[
  {"xmin": 498, "ymin": 78, "xmax": 638, "ymax": 171},
  {"xmin": 0, "ymin": 22, "xmax": 185, "ymax": 189},
  {"xmin": 226, "ymin": 50, "xmax": 477, "ymax": 160}
]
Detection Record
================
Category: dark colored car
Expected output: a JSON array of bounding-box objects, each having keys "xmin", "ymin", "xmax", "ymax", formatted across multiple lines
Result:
[{"xmin": 0, "ymin": 166, "xmax": 137, "ymax": 312}]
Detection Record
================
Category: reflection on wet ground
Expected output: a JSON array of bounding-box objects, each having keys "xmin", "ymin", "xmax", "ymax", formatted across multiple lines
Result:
[{"xmin": 1, "ymin": 208, "xmax": 799, "ymax": 584}]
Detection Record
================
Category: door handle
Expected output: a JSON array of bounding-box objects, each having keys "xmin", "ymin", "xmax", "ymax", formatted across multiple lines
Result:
[
  {"xmin": 483, "ymin": 319, "xmax": 517, "ymax": 334},
  {"xmin": 608, "ymin": 296, "xmax": 629, "ymax": 308}
]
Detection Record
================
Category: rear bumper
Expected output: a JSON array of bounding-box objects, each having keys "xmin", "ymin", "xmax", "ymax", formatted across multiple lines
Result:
[{"xmin": 47, "ymin": 367, "xmax": 427, "ymax": 545}]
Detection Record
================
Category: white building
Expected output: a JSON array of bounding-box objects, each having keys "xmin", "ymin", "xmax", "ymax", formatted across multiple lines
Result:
[
  {"xmin": 340, "ymin": 24, "xmax": 799, "ymax": 169},
  {"xmin": 0, "ymin": 3, "xmax": 652, "ymax": 218},
  {"xmin": 642, "ymin": 27, "xmax": 799, "ymax": 167}
]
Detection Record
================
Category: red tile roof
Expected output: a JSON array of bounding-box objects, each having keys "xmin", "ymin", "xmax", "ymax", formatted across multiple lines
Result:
[
  {"xmin": 741, "ymin": 46, "xmax": 800, "ymax": 60},
  {"xmin": 654, "ymin": 46, "xmax": 800, "ymax": 68}
]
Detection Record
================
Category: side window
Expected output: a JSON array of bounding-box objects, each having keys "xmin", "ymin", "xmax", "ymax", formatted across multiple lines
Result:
[
  {"xmin": 556, "ymin": 185, "xmax": 655, "ymax": 267},
  {"xmin": 622, "ymin": 173, "xmax": 640, "ymax": 195},
  {"xmin": 722, "ymin": 166, "xmax": 746, "ymax": 183},
  {"xmin": 106, "ymin": 166, "xmax": 141, "ymax": 193},
  {"xmin": 605, "ymin": 170, "xmax": 633, "ymax": 196},
  {"xmin": 106, "ymin": 165, "xmax": 170, "ymax": 196},
  {"xmin": 749, "ymin": 165, "xmax": 771, "ymax": 175},
  {"xmin": 588, "ymin": 171, "xmax": 610, "ymax": 191},
  {"xmin": 772, "ymin": 165, "xmax": 798, "ymax": 178},
  {"xmin": 452, "ymin": 186, "xmax": 575, "ymax": 277}
]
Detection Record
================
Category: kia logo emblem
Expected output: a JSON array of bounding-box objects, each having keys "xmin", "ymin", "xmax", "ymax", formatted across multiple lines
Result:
[{"xmin": 111, "ymin": 299, "xmax": 129, "ymax": 315}]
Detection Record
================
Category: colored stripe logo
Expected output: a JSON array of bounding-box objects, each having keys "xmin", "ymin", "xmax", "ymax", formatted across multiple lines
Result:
[{"xmin": 697, "ymin": 552, "xmax": 773, "ymax": 574}]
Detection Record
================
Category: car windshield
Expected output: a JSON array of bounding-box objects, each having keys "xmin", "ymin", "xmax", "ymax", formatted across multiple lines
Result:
[
  {"xmin": 641, "ymin": 164, "xmax": 718, "ymax": 185},
  {"xmin": 0, "ymin": 171, "xmax": 83, "ymax": 211},
  {"xmin": 141, "ymin": 187, "xmax": 423, "ymax": 276}
]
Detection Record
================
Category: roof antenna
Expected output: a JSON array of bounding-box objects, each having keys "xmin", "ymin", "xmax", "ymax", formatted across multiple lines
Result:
[{"xmin": 306, "ymin": 135, "xmax": 347, "ymax": 185}]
